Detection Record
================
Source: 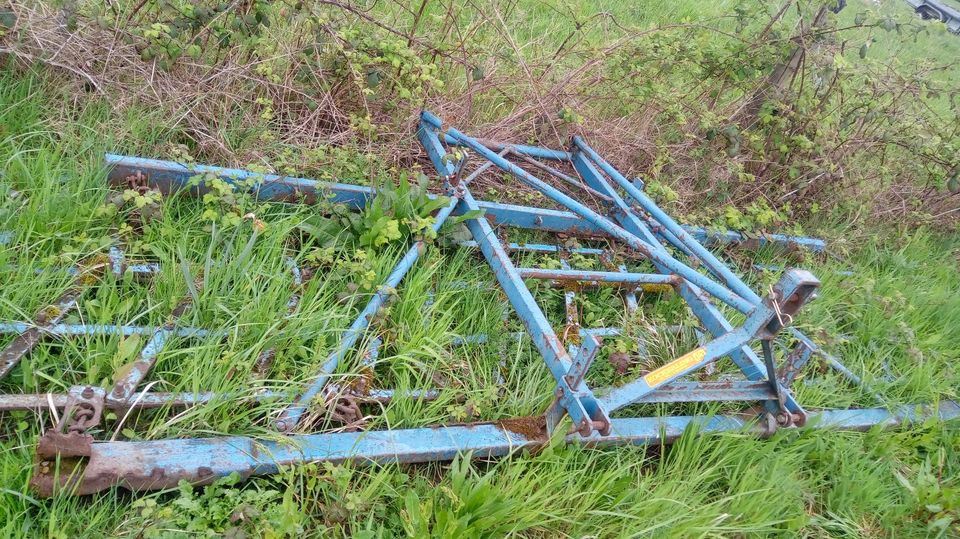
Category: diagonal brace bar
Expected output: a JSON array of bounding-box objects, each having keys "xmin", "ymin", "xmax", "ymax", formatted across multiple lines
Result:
[
  {"xmin": 273, "ymin": 196, "xmax": 460, "ymax": 431},
  {"xmin": 570, "ymin": 150, "xmax": 808, "ymax": 421}
]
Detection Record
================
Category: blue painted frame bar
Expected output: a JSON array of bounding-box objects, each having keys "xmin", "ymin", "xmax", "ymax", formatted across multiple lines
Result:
[
  {"xmin": 439, "ymin": 132, "xmax": 572, "ymax": 161},
  {"xmin": 101, "ymin": 158, "xmax": 825, "ymax": 250},
  {"xmin": 33, "ymin": 401, "xmax": 960, "ymax": 496},
  {"xmin": 7, "ymin": 120, "xmax": 881, "ymax": 499},
  {"xmin": 421, "ymin": 113, "xmax": 821, "ymax": 425},
  {"xmin": 573, "ymin": 148, "xmax": 788, "ymax": 392},
  {"xmin": 458, "ymin": 240, "xmax": 608, "ymax": 257},
  {"xmin": 516, "ymin": 267, "xmax": 676, "ymax": 286},
  {"xmin": 573, "ymin": 138, "xmax": 765, "ymax": 306},
  {"xmin": 463, "ymin": 189, "xmax": 612, "ymax": 436},
  {"xmin": 106, "ymin": 154, "xmax": 372, "ymax": 208},
  {"xmin": 598, "ymin": 269, "xmax": 819, "ymax": 412},
  {"xmin": 0, "ymin": 387, "xmax": 440, "ymax": 412},
  {"xmin": 0, "ymin": 323, "xmax": 212, "ymax": 339},
  {"xmin": 572, "ymin": 138, "xmax": 844, "ymax": 391},
  {"xmin": 567, "ymin": 146, "xmax": 808, "ymax": 422}
]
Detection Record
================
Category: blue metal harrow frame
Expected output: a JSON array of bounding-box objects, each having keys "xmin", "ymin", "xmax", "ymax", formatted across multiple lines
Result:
[{"xmin": 2, "ymin": 110, "xmax": 955, "ymax": 497}]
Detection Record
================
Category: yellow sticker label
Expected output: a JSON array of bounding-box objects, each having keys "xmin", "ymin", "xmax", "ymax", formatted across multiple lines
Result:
[{"xmin": 643, "ymin": 347, "xmax": 706, "ymax": 387}]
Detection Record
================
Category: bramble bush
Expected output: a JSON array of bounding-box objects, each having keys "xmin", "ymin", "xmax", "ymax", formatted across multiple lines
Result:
[{"xmin": 0, "ymin": 0, "xmax": 956, "ymax": 232}]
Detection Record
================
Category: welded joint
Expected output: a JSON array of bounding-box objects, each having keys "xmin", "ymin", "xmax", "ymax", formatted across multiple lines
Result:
[{"xmin": 546, "ymin": 384, "xmax": 612, "ymax": 438}]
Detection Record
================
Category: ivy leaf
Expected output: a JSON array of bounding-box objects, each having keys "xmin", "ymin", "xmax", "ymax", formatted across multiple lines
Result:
[
  {"xmin": 0, "ymin": 9, "xmax": 16, "ymax": 30},
  {"xmin": 947, "ymin": 175, "xmax": 959, "ymax": 194},
  {"xmin": 471, "ymin": 66, "xmax": 485, "ymax": 81}
]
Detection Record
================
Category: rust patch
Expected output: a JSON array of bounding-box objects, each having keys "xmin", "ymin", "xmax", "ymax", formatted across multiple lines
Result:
[
  {"xmin": 37, "ymin": 431, "xmax": 93, "ymax": 459},
  {"xmin": 124, "ymin": 171, "xmax": 150, "ymax": 193},
  {"xmin": 496, "ymin": 416, "xmax": 547, "ymax": 441},
  {"xmin": 32, "ymin": 431, "xmax": 95, "ymax": 497},
  {"xmin": 609, "ymin": 351, "xmax": 633, "ymax": 376}
]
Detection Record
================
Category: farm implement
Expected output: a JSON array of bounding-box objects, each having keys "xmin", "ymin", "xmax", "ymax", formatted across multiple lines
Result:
[{"xmin": 2, "ymin": 110, "xmax": 957, "ymax": 497}]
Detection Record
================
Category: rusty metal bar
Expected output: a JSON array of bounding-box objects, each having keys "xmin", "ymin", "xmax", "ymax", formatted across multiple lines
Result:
[
  {"xmin": 0, "ymin": 287, "xmax": 84, "ymax": 379},
  {"xmin": 32, "ymin": 401, "xmax": 960, "ymax": 496}
]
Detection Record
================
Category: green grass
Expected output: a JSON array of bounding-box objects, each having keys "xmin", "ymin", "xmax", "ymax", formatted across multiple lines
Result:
[{"xmin": 1, "ymin": 1, "xmax": 960, "ymax": 536}]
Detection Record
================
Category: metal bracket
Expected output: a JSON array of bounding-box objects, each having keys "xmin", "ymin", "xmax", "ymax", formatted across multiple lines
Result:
[{"xmin": 60, "ymin": 385, "xmax": 106, "ymax": 435}]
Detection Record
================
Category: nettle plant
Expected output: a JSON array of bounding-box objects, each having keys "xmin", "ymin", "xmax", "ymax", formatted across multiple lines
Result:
[
  {"xmin": 299, "ymin": 173, "xmax": 475, "ymax": 292},
  {"xmin": 188, "ymin": 170, "xmax": 260, "ymax": 228}
]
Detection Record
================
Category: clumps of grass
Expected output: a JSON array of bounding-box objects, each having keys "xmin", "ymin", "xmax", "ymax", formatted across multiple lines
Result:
[{"xmin": 2, "ymin": 56, "xmax": 960, "ymax": 537}]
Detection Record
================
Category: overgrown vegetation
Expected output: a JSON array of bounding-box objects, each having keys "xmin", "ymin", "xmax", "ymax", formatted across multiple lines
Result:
[
  {"xmin": 1, "ymin": 0, "xmax": 959, "ymax": 537},
  {"xmin": 0, "ymin": 0, "xmax": 958, "ymax": 229}
]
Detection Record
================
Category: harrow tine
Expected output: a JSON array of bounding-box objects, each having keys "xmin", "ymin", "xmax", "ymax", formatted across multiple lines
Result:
[{"xmin": 558, "ymin": 256, "xmax": 580, "ymax": 341}]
